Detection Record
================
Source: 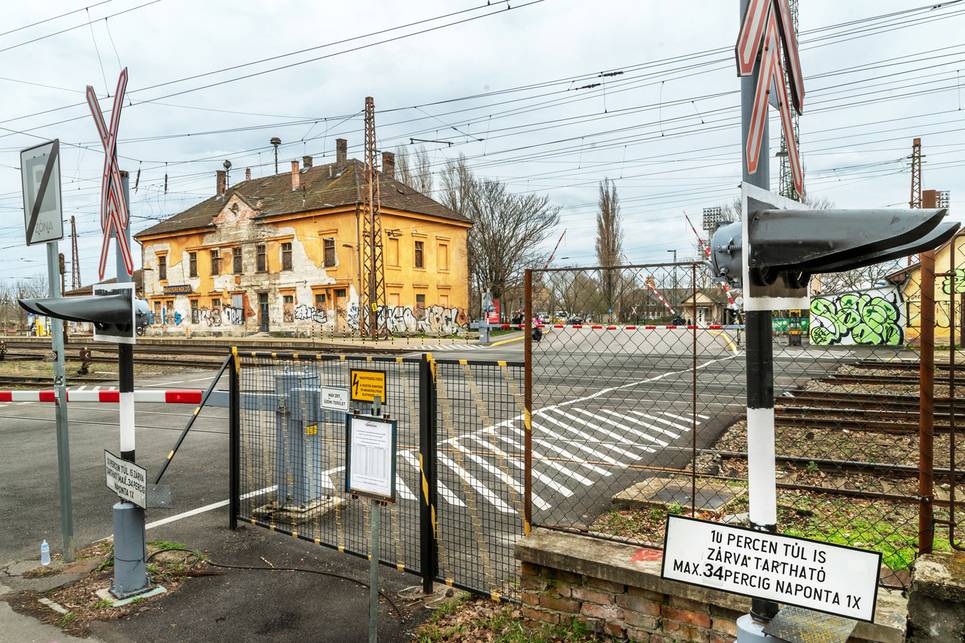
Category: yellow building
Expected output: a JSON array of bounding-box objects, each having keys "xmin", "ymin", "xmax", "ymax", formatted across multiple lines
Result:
[
  {"xmin": 134, "ymin": 139, "xmax": 471, "ymax": 336},
  {"xmin": 886, "ymin": 227, "xmax": 965, "ymax": 344}
]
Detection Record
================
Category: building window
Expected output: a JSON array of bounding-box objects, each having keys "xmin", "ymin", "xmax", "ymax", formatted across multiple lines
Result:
[
  {"xmin": 416, "ymin": 293, "xmax": 425, "ymax": 308},
  {"xmin": 414, "ymin": 241, "xmax": 424, "ymax": 268},
  {"xmin": 211, "ymin": 250, "xmax": 220, "ymax": 276},
  {"xmin": 439, "ymin": 294, "xmax": 449, "ymax": 307},
  {"xmin": 233, "ymin": 247, "xmax": 242, "ymax": 274},
  {"xmin": 315, "ymin": 293, "xmax": 326, "ymax": 307},
  {"xmin": 388, "ymin": 238, "xmax": 400, "ymax": 266},
  {"xmin": 212, "ymin": 298, "xmax": 221, "ymax": 310},
  {"xmin": 189, "ymin": 252, "xmax": 197, "ymax": 278},
  {"xmin": 438, "ymin": 242, "xmax": 449, "ymax": 271},
  {"xmin": 281, "ymin": 242, "xmax": 293, "ymax": 270},
  {"xmin": 153, "ymin": 301, "xmax": 161, "ymax": 324},
  {"xmin": 323, "ymin": 238, "xmax": 336, "ymax": 267},
  {"xmin": 158, "ymin": 255, "xmax": 167, "ymax": 281},
  {"xmin": 256, "ymin": 244, "xmax": 267, "ymax": 272},
  {"xmin": 191, "ymin": 300, "xmax": 199, "ymax": 324}
]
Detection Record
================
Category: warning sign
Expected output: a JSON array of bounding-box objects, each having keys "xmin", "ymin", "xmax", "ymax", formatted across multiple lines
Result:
[
  {"xmin": 105, "ymin": 450, "xmax": 147, "ymax": 508},
  {"xmin": 351, "ymin": 370, "xmax": 387, "ymax": 404}
]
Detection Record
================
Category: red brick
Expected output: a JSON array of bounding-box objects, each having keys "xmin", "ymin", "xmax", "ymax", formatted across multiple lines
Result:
[
  {"xmin": 556, "ymin": 584, "xmax": 572, "ymax": 598},
  {"xmin": 540, "ymin": 595, "xmax": 580, "ymax": 614},
  {"xmin": 669, "ymin": 595, "xmax": 709, "ymax": 612},
  {"xmin": 616, "ymin": 594, "xmax": 662, "ymax": 616},
  {"xmin": 605, "ymin": 621, "xmax": 626, "ymax": 637},
  {"xmin": 712, "ymin": 617, "xmax": 738, "ymax": 637},
  {"xmin": 662, "ymin": 605, "xmax": 712, "ymax": 629},
  {"xmin": 709, "ymin": 636, "xmax": 737, "ymax": 643},
  {"xmin": 571, "ymin": 587, "xmax": 615, "ymax": 605},
  {"xmin": 710, "ymin": 605, "xmax": 744, "ymax": 620},
  {"xmin": 543, "ymin": 567, "xmax": 582, "ymax": 584},
  {"xmin": 629, "ymin": 586, "xmax": 666, "ymax": 602},
  {"xmin": 650, "ymin": 635, "xmax": 675, "ymax": 643},
  {"xmin": 663, "ymin": 619, "xmax": 708, "ymax": 642},
  {"xmin": 581, "ymin": 603, "xmax": 624, "ymax": 621},
  {"xmin": 624, "ymin": 611, "xmax": 659, "ymax": 630},
  {"xmin": 587, "ymin": 576, "xmax": 626, "ymax": 593},
  {"xmin": 522, "ymin": 606, "xmax": 558, "ymax": 625},
  {"xmin": 625, "ymin": 626, "xmax": 652, "ymax": 642},
  {"xmin": 520, "ymin": 561, "xmax": 540, "ymax": 576},
  {"xmin": 520, "ymin": 574, "xmax": 547, "ymax": 591},
  {"xmin": 521, "ymin": 591, "xmax": 539, "ymax": 606}
]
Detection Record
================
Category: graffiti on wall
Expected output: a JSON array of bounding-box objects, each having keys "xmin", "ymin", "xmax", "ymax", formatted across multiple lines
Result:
[
  {"xmin": 943, "ymin": 269, "xmax": 965, "ymax": 295},
  {"xmin": 198, "ymin": 305, "xmax": 245, "ymax": 326},
  {"xmin": 294, "ymin": 304, "xmax": 327, "ymax": 324},
  {"xmin": 380, "ymin": 304, "xmax": 466, "ymax": 334},
  {"xmin": 809, "ymin": 287, "xmax": 904, "ymax": 346}
]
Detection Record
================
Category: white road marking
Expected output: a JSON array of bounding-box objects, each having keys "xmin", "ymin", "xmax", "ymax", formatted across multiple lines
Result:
[
  {"xmin": 573, "ymin": 408, "xmax": 668, "ymax": 447},
  {"xmin": 471, "ymin": 434, "xmax": 575, "ymax": 497},
  {"xmin": 400, "ymin": 451, "xmax": 465, "ymax": 507},
  {"xmin": 437, "ymin": 453, "xmax": 514, "ymax": 514}
]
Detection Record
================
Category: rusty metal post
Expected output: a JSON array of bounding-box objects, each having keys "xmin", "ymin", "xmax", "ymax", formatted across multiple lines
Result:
[
  {"xmin": 919, "ymin": 247, "xmax": 936, "ymax": 555},
  {"xmin": 691, "ymin": 263, "xmax": 698, "ymax": 515},
  {"xmin": 524, "ymin": 269, "xmax": 533, "ymax": 535}
]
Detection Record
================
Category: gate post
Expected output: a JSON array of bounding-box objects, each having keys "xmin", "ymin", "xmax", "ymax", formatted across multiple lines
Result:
[
  {"xmin": 419, "ymin": 353, "xmax": 439, "ymax": 593},
  {"xmin": 229, "ymin": 348, "xmax": 240, "ymax": 530}
]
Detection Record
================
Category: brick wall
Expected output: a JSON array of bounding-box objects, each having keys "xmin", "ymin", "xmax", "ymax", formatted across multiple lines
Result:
[
  {"xmin": 521, "ymin": 560, "xmax": 740, "ymax": 642},
  {"xmin": 515, "ymin": 528, "xmax": 906, "ymax": 643}
]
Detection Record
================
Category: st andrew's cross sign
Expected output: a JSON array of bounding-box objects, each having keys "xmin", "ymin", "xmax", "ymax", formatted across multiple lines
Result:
[
  {"xmin": 736, "ymin": 0, "xmax": 805, "ymax": 197},
  {"xmin": 86, "ymin": 68, "xmax": 134, "ymax": 280}
]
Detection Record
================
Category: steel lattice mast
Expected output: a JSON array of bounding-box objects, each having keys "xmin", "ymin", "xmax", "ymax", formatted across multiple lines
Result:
[
  {"xmin": 908, "ymin": 137, "xmax": 923, "ymax": 265},
  {"xmin": 361, "ymin": 97, "xmax": 387, "ymax": 338},
  {"xmin": 70, "ymin": 216, "xmax": 81, "ymax": 290}
]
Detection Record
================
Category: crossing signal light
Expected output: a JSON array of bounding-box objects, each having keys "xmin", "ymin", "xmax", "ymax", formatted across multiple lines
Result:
[
  {"xmin": 19, "ymin": 283, "xmax": 150, "ymax": 344},
  {"xmin": 710, "ymin": 184, "xmax": 960, "ymax": 307}
]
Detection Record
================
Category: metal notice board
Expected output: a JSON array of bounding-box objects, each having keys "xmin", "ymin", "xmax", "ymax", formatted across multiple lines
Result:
[{"xmin": 345, "ymin": 415, "xmax": 397, "ymax": 502}]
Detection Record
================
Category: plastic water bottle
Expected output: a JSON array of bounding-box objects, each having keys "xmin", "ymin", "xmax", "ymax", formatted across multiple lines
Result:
[{"xmin": 41, "ymin": 540, "xmax": 50, "ymax": 566}]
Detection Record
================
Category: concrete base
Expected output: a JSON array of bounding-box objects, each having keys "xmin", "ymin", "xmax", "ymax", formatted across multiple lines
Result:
[{"xmin": 906, "ymin": 552, "xmax": 965, "ymax": 642}]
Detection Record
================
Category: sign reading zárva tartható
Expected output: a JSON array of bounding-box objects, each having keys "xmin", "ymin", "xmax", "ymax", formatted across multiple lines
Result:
[{"xmin": 661, "ymin": 515, "xmax": 881, "ymax": 622}]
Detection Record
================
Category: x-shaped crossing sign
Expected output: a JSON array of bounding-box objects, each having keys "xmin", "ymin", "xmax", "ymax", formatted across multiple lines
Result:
[
  {"xmin": 736, "ymin": 0, "xmax": 805, "ymax": 196},
  {"xmin": 86, "ymin": 68, "xmax": 134, "ymax": 280}
]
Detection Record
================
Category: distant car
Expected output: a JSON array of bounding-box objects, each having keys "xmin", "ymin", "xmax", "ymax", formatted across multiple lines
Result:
[
  {"xmin": 671, "ymin": 316, "xmax": 686, "ymax": 325},
  {"xmin": 566, "ymin": 315, "xmax": 583, "ymax": 325}
]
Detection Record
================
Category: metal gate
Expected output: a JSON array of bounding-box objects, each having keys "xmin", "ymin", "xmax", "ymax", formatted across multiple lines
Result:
[{"xmin": 229, "ymin": 350, "xmax": 526, "ymax": 599}]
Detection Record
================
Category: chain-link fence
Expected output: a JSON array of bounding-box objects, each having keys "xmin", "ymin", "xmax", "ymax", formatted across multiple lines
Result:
[{"xmin": 526, "ymin": 263, "xmax": 963, "ymax": 590}]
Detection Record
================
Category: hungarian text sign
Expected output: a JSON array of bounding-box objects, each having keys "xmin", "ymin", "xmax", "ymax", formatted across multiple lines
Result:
[
  {"xmin": 345, "ymin": 415, "xmax": 396, "ymax": 502},
  {"xmin": 20, "ymin": 139, "xmax": 64, "ymax": 246},
  {"xmin": 661, "ymin": 515, "xmax": 880, "ymax": 622},
  {"xmin": 321, "ymin": 386, "xmax": 349, "ymax": 412},
  {"xmin": 350, "ymin": 369, "xmax": 386, "ymax": 404},
  {"xmin": 105, "ymin": 450, "xmax": 147, "ymax": 508}
]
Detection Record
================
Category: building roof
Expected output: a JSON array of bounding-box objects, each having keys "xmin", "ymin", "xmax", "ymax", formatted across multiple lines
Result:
[
  {"xmin": 64, "ymin": 269, "xmax": 145, "ymax": 297},
  {"xmin": 134, "ymin": 159, "xmax": 470, "ymax": 240}
]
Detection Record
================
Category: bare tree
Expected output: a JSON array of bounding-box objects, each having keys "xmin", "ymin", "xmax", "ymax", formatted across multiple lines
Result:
[
  {"xmin": 595, "ymin": 178, "xmax": 624, "ymax": 319},
  {"xmin": 441, "ymin": 157, "xmax": 561, "ymax": 305},
  {"xmin": 394, "ymin": 145, "xmax": 434, "ymax": 196}
]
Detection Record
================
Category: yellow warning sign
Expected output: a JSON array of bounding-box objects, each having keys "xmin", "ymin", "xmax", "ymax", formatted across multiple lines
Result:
[{"xmin": 351, "ymin": 369, "xmax": 387, "ymax": 403}]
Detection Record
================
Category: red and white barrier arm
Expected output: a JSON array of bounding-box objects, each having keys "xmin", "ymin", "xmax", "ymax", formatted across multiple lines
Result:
[{"xmin": 0, "ymin": 390, "xmax": 205, "ymax": 403}]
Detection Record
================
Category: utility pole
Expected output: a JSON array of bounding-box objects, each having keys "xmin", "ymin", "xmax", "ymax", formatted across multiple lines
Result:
[
  {"xmin": 70, "ymin": 216, "xmax": 81, "ymax": 290},
  {"xmin": 361, "ymin": 97, "xmax": 387, "ymax": 339},
  {"xmin": 908, "ymin": 138, "xmax": 923, "ymax": 265}
]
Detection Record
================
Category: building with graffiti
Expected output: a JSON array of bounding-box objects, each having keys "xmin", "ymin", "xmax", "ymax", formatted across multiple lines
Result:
[
  {"xmin": 134, "ymin": 139, "xmax": 471, "ymax": 336},
  {"xmin": 809, "ymin": 286, "xmax": 905, "ymax": 346},
  {"xmin": 885, "ymin": 227, "xmax": 965, "ymax": 345}
]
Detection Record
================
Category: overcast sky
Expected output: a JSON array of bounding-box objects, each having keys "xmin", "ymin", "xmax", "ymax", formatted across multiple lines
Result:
[{"xmin": 2, "ymin": 0, "xmax": 964, "ymax": 291}]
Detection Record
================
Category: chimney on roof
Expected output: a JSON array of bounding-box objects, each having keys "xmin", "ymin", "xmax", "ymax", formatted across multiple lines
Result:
[
  {"xmin": 382, "ymin": 152, "xmax": 395, "ymax": 179},
  {"xmin": 336, "ymin": 138, "xmax": 347, "ymax": 168},
  {"xmin": 303, "ymin": 155, "xmax": 313, "ymax": 169},
  {"xmin": 216, "ymin": 170, "xmax": 226, "ymax": 196},
  {"xmin": 291, "ymin": 161, "xmax": 300, "ymax": 190},
  {"xmin": 246, "ymin": 168, "xmax": 251, "ymax": 181}
]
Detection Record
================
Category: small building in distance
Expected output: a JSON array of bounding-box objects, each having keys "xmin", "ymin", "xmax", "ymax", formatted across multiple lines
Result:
[{"xmin": 134, "ymin": 139, "xmax": 472, "ymax": 337}]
